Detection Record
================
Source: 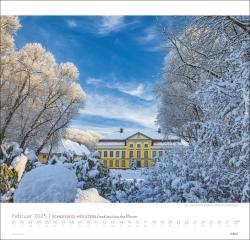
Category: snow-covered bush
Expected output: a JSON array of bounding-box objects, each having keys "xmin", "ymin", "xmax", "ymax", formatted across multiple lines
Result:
[
  {"xmin": 0, "ymin": 142, "xmax": 23, "ymax": 165},
  {"xmin": 138, "ymin": 144, "xmax": 249, "ymax": 202},
  {"xmin": 71, "ymin": 157, "xmax": 111, "ymax": 196},
  {"xmin": 130, "ymin": 159, "xmax": 137, "ymax": 170},
  {"xmin": 0, "ymin": 142, "xmax": 27, "ymax": 202},
  {"xmin": 106, "ymin": 175, "xmax": 140, "ymax": 203},
  {"xmin": 46, "ymin": 152, "xmax": 114, "ymax": 198},
  {"xmin": 0, "ymin": 164, "xmax": 18, "ymax": 202},
  {"xmin": 14, "ymin": 165, "xmax": 77, "ymax": 202},
  {"xmin": 24, "ymin": 149, "xmax": 39, "ymax": 172},
  {"xmin": 49, "ymin": 152, "xmax": 139, "ymax": 203}
]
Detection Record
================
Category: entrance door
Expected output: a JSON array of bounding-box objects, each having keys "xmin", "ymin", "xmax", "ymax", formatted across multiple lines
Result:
[
  {"xmin": 136, "ymin": 151, "xmax": 141, "ymax": 168},
  {"xmin": 136, "ymin": 160, "xmax": 141, "ymax": 168}
]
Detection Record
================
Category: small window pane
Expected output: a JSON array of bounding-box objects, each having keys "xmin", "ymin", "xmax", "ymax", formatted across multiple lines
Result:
[
  {"xmin": 122, "ymin": 151, "xmax": 126, "ymax": 158},
  {"xmin": 153, "ymin": 151, "xmax": 156, "ymax": 157},
  {"xmin": 103, "ymin": 160, "xmax": 107, "ymax": 167},
  {"xmin": 110, "ymin": 151, "xmax": 113, "ymax": 157},
  {"xmin": 115, "ymin": 159, "xmax": 119, "ymax": 167},
  {"xmin": 104, "ymin": 151, "xmax": 107, "ymax": 157},
  {"xmin": 116, "ymin": 151, "xmax": 119, "ymax": 157},
  {"xmin": 122, "ymin": 159, "xmax": 125, "ymax": 167},
  {"xmin": 109, "ymin": 159, "xmax": 113, "ymax": 167}
]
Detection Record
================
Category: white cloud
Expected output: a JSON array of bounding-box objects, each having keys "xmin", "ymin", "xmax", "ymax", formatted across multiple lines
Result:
[
  {"xmin": 55, "ymin": 40, "xmax": 65, "ymax": 47},
  {"xmin": 98, "ymin": 16, "xmax": 125, "ymax": 35},
  {"xmin": 145, "ymin": 43, "xmax": 167, "ymax": 52},
  {"xmin": 86, "ymin": 77, "xmax": 103, "ymax": 85},
  {"xmin": 67, "ymin": 19, "xmax": 77, "ymax": 28},
  {"xmin": 135, "ymin": 25, "xmax": 166, "ymax": 53},
  {"xmin": 136, "ymin": 26, "xmax": 158, "ymax": 43},
  {"xmin": 86, "ymin": 77, "xmax": 153, "ymax": 100},
  {"xmin": 86, "ymin": 77, "xmax": 153, "ymax": 101},
  {"xmin": 115, "ymin": 83, "xmax": 154, "ymax": 100},
  {"xmin": 120, "ymin": 83, "xmax": 144, "ymax": 97},
  {"xmin": 79, "ymin": 93, "xmax": 157, "ymax": 129}
]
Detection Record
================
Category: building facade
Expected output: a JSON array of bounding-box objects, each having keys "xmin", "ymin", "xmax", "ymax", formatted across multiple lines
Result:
[
  {"xmin": 96, "ymin": 129, "xmax": 182, "ymax": 169},
  {"xmin": 38, "ymin": 139, "xmax": 90, "ymax": 163}
]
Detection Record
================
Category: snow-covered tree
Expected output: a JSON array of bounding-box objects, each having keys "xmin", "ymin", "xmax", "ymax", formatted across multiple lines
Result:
[
  {"xmin": 154, "ymin": 16, "xmax": 250, "ymax": 202},
  {"xmin": 0, "ymin": 16, "xmax": 86, "ymax": 156},
  {"xmin": 0, "ymin": 16, "xmax": 21, "ymax": 55}
]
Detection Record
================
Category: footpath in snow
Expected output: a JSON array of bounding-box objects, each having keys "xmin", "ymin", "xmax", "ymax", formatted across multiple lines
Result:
[{"xmin": 110, "ymin": 169, "xmax": 146, "ymax": 181}]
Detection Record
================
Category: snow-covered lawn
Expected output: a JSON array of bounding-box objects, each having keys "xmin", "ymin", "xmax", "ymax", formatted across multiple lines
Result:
[{"xmin": 110, "ymin": 169, "xmax": 147, "ymax": 181}]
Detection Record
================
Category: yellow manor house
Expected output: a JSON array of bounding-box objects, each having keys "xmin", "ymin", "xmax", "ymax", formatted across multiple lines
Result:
[{"xmin": 96, "ymin": 128, "xmax": 183, "ymax": 169}]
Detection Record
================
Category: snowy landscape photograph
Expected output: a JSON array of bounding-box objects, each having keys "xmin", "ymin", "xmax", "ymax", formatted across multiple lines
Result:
[{"xmin": 0, "ymin": 15, "xmax": 249, "ymax": 203}]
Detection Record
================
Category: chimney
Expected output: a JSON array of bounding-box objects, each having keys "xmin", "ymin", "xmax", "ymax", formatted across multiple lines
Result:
[
  {"xmin": 158, "ymin": 128, "xmax": 161, "ymax": 133},
  {"xmin": 120, "ymin": 128, "xmax": 123, "ymax": 133}
]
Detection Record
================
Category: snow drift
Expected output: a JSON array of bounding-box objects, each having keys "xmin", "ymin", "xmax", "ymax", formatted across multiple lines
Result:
[{"xmin": 14, "ymin": 165, "xmax": 77, "ymax": 203}]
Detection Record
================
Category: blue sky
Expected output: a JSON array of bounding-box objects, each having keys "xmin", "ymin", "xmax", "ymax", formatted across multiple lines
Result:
[{"xmin": 16, "ymin": 16, "xmax": 190, "ymax": 134}]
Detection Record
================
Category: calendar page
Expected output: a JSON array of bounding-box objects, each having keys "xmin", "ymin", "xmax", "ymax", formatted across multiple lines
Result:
[
  {"xmin": 1, "ymin": 203, "xmax": 250, "ymax": 239},
  {"xmin": 0, "ymin": 1, "xmax": 249, "ymax": 240}
]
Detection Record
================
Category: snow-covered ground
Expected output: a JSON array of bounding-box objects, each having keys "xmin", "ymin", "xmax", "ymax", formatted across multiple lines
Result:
[
  {"xmin": 75, "ymin": 188, "xmax": 110, "ymax": 203},
  {"xmin": 110, "ymin": 169, "xmax": 147, "ymax": 181}
]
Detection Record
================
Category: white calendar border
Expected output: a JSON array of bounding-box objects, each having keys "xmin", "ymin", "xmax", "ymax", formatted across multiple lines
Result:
[
  {"xmin": 1, "ymin": 1, "xmax": 249, "ymax": 16},
  {"xmin": 1, "ymin": 1, "xmax": 249, "ymax": 240}
]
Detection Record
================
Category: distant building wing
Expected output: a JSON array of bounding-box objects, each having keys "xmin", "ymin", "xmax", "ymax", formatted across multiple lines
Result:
[{"xmin": 40, "ymin": 139, "xmax": 90, "ymax": 156}]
